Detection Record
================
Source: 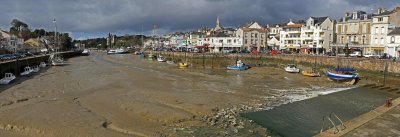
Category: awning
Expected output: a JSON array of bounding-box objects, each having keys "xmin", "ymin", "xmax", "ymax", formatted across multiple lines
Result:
[{"xmin": 195, "ymin": 45, "xmax": 209, "ymax": 49}]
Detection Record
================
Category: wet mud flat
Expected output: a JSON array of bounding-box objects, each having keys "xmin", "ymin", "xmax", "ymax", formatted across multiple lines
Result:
[
  {"xmin": 0, "ymin": 52, "xmax": 378, "ymax": 137},
  {"xmin": 242, "ymin": 87, "xmax": 398, "ymax": 137}
]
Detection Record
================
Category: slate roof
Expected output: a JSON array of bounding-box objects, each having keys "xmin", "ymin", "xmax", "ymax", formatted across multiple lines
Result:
[
  {"xmin": 388, "ymin": 27, "xmax": 400, "ymax": 36},
  {"xmin": 311, "ymin": 17, "xmax": 328, "ymax": 25}
]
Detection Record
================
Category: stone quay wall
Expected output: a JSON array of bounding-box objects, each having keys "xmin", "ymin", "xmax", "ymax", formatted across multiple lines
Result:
[{"xmin": 147, "ymin": 51, "xmax": 400, "ymax": 74}]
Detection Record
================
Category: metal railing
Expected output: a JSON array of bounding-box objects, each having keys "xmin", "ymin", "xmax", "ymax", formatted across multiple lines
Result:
[{"xmin": 320, "ymin": 113, "xmax": 346, "ymax": 134}]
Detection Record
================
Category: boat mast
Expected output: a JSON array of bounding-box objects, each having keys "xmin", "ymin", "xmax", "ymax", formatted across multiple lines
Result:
[
  {"xmin": 53, "ymin": 18, "xmax": 57, "ymax": 55},
  {"xmin": 335, "ymin": 40, "xmax": 339, "ymax": 68}
]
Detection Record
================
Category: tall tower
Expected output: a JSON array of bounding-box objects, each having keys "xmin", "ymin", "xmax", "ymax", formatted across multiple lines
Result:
[{"xmin": 215, "ymin": 17, "xmax": 222, "ymax": 31}]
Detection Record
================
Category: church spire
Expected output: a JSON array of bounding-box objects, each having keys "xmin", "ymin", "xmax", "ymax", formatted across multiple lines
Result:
[{"xmin": 215, "ymin": 17, "xmax": 222, "ymax": 31}]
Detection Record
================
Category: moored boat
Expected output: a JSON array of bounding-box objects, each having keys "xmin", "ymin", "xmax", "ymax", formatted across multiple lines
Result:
[
  {"xmin": 39, "ymin": 62, "xmax": 47, "ymax": 68},
  {"xmin": 157, "ymin": 55, "xmax": 166, "ymax": 62},
  {"xmin": 82, "ymin": 49, "xmax": 90, "ymax": 56},
  {"xmin": 285, "ymin": 64, "xmax": 300, "ymax": 73},
  {"xmin": 227, "ymin": 60, "xmax": 248, "ymax": 71},
  {"xmin": 0, "ymin": 73, "xmax": 16, "ymax": 85},
  {"xmin": 21, "ymin": 66, "xmax": 33, "ymax": 76},
  {"xmin": 301, "ymin": 70, "xmax": 320, "ymax": 77},
  {"xmin": 327, "ymin": 68, "xmax": 358, "ymax": 81},
  {"xmin": 179, "ymin": 62, "xmax": 188, "ymax": 68},
  {"xmin": 32, "ymin": 65, "xmax": 40, "ymax": 73}
]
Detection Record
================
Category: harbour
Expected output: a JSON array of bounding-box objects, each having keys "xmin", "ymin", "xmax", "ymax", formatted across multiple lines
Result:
[{"xmin": 0, "ymin": 52, "xmax": 398, "ymax": 136}]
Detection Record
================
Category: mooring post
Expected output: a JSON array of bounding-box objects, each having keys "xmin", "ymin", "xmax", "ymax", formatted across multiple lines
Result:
[
  {"xmin": 202, "ymin": 52, "xmax": 205, "ymax": 68},
  {"xmin": 383, "ymin": 61, "xmax": 388, "ymax": 86}
]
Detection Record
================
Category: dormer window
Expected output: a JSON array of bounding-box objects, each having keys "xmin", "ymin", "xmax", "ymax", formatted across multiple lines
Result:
[
  {"xmin": 391, "ymin": 36, "xmax": 395, "ymax": 43},
  {"xmin": 378, "ymin": 17, "xmax": 383, "ymax": 22}
]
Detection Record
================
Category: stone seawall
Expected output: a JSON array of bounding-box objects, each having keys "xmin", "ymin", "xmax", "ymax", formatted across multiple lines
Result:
[{"xmin": 148, "ymin": 51, "xmax": 400, "ymax": 74}]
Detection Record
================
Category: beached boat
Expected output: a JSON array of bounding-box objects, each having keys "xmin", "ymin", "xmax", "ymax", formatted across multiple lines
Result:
[
  {"xmin": 32, "ymin": 65, "xmax": 40, "ymax": 73},
  {"xmin": 179, "ymin": 62, "xmax": 188, "ymax": 68},
  {"xmin": 167, "ymin": 60, "xmax": 176, "ymax": 64},
  {"xmin": 157, "ymin": 55, "xmax": 166, "ymax": 62},
  {"xmin": 21, "ymin": 66, "xmax": 33, "ymax": 76},
  {"xmin": 302, "ymin": 70, "xmax": 320, "ymax": 77},
  {"xmin": 227, "ymin": 60, "xmax": 248, "ymax": 71},
  {"xmin": 147, "ymin": 53, "xmax": 154, "ymax": 61},
  {"xmin": 82, "ymin": 49, "xmax": 90, "ymax": 56},
  {"xmin": 0, "ymin": 73, "xmax": 16, "ymax": 85},
  {"xmin": 51, "ymin": 56, "xmax": 65, "ymax": 66},
  {"xmin": 327, "ymin": 68, "xmax": 358, "ymax": 81},
  {"xmin": 39, "ymin": 62, "xmax": 47, "ymax": 68},
  {"xmin": 285, "ymin": 64, "xmax": 300, "ymax": 73},
  {"xmin": 107, "ymin": 48, "xmax": 128, "ymax": 55}
]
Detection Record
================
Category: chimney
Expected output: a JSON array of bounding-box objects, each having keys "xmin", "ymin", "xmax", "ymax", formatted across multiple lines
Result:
[{"xmin": 378, "ymin": 7, "xmax": 383, "ymax": 14}]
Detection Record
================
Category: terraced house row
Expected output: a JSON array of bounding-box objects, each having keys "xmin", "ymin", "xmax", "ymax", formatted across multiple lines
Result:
[{"xmin": 162, "ymin": 6, "xmax": 400, "ymax": 58}]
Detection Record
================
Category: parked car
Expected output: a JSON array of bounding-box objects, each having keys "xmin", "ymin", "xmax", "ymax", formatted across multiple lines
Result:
[
  {"xmin": 364, "ymin": 52, "xmax": 379, "ymax": 58},
  {"xmin": 349, "ymin": 51, "xmax": 362, "ymax": 57},
  {"xmin": 325, "ymin": 52, "xmax": 336, "ymax": 56},
  {"xmin": 240, "ymin": 49, "xmax": 250, "ymax": 53},
  {"xmin": 380, "ymin": 53, "xmax": 392, "ymax": 59}
]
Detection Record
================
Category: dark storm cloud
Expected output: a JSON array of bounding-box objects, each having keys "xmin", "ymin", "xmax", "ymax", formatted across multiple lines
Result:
[{"xmin": 0, "ymin": 0, "xmax": 398, "ymax": 39}]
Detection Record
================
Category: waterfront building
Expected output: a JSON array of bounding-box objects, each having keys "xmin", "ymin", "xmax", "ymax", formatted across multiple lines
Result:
[
  {"xmin": 236, "ymin": 22, "xmax": 269, "ymax": 51},
  {"xmin": 301, "ymin": 17, "xmax": 335, "ymax": 54},
  {"xmin": 336, "ymin": 11, "xmax": 372, "ymax": 55},
  {"xmin": 266, "ymin": 23, "xmax": 284, "ymax": 50},
  {"xmin": 207, "ymin": 32, "xmax": 242, "ymax": 53},
  {"xmin": 0, "ymin": 30, "xmax": 24, "ymax": 52},
  {"xmin": 279, "ymin": 20, "xmax": 303, "ymax": 52},
  {"xmin": 387, "ymin": 27, "xmax": 400, "ymax": 58},
  {"xmin": 370, "ymin": 7, "xmax": 400, "ymax": 55}
]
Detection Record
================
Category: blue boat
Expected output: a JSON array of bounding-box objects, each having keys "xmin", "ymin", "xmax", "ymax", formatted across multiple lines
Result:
[
  {"xmin": 327, "ymin": 67, "xmax": 359, "ymax": 81},
  {"xmin": 227, "ymin": 60, "xmax": 249, "ymax": 71},
  {"xmin": 227, "ymin": 65, "xmax": 248, "ymax": 71}
]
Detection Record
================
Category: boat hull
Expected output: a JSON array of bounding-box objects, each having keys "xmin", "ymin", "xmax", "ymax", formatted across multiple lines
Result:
[
  {"xmin": 327, "ymin": 71, "xmax": 358, "ymax": 80},
  {"xmin": 179, "ymin": 63, "xmax": 188, "ymax": 68},
  {"xmin": 301, "ymin": 71, "xmax": 320, "ymax": 77},
  {"xmin": 227, "ymin": 65, "xmax": 248, "ymax": 71},
  {"xmin": 285, "ymin": 68, "xmax": 300, "ymax": 73}
]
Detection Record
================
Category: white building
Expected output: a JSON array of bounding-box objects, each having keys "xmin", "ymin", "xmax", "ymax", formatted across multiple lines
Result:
[
  {"xmin": 207, "ymin": 33, "xmax": 242, "ymax": 53},
  {"xmin": 301, "ymin": 17, "xmax": 335, "ymax": 54},
  {"xmin": 236, "ymin": 22, "xmax": 269, "ymax": 51},
  {"xmin": 370, "ymin": 7, "xmax": 400, "ymax": 55},
  {"xmin": 0, "ymin": 30, "xmax": 24, "ymax": 52},
  {"xmin": 387, "ymin": 27, "xmax": 400, "ymax": 58},
  {"xmin": 280, "ymin": 20, "xmax": 303, "ymax": 51}
]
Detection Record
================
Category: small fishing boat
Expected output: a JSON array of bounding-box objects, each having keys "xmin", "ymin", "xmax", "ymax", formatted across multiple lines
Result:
[
  {"xmin": 167, "ymin": 60, "xmax": 176, "ymax": 64},
  {"xmin": 21, "ymin": 66, "xmax": 33, "ymax": 76},
  {"xmin": 32, "ymin": 65, "xmax": 40, "ymax": 73},
  {"xmin": 179, "ymin": 62, "xmax": 188, "ymax": 68},
  {"xmin": 39, "ymin": 62, "xmax": 47, "ymax": 68},
  {"xmin": 82, "ymin": 49, "xmax": 90, "ymax": 56},
  {"xmin": 227, "ymin": 60, "xmax": 248, "ymax": 71},
  {"xmin": 147, "ymin": 53, "xmax": 154, "ymax": 61},
  {"xmin": 285, "ymin": 64, "xmax": 300, "ymax": 73},
  {"xmin": 302, "ymin": 70, "xmax": 320, "ymax": 77},
  {"xmin": 327, "ymin": 68, "xmax": 359, "ymax": 81},
  {"xmin": 51, "ymin": 56, "xmax": 65, "ymax": 66},
  {"xmin": 157, "ymin": 55, "xmax": 166, "ymax": 62},
  {"xmin": 107, "ymin": 48, "xmax": 128, "ymax": 55},
  {"xmin": 0, "ymin": 73, "xmax": 16, "ymax": 85}
]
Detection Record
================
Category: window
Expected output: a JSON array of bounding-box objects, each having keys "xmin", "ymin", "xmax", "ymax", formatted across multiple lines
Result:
[
  {"xmin": 245, "ymin": 39, "xmax": 248, "ymax": 44},
  {"xmin": 348, "ymin": 36, "xmax": 351, "ymax": 44},
  {"xmin": 362, "ymin": 36, "xmax": 366, "ymax": 44},
  {"xmin": 341, "ymin": 36, "xmax": 344, "ymax": 44},
  {"xmin": 255, "ymin": 33, "xmax": 258, "ymax": 38},
  {"xmin": 391, "ymin": 36, "xmax": 395, "ymax": 43},
  {"xmin": 375, "ymin": 27, "xmax": 379, "ymax": 34},
  {"xmin": 375, "ymin": 38, "xmax": 378, "ymax": 44},
  {"xmin": 261, "ymin": 34, "xmax": 264, "ymax": 38},
  {"xmin": 245, "ymin": 33, "xmax": 248, "ymax": 38},
  {"xmin": 251, "ymin": 39, "xmax": 254, "ymax": 44},
  {"xmin": 251, "ymin": 33, "xmax": 254, "ymax": 38},
  {"xmin": 378, "ymin": 17, "xmax": 383, "ymax": 22},
  {"xmin": 219, "ymin": 40, "xmax": 223, "ymax": 43},
  {"xmin": 234, "ymin": 39, "xmax": 237, "ymax": 43},
  {"xmin": 381, "ymin": 27, "xmax": 385, "ymax": 34},
  {"xmin": 255, "ymin": 40, "xmax": 258, "ymax": 44},
  {"xmin": 381, "ymin": 38, "xmax": 384, "ymax": 45},
  {"xmin": 227, "ymin": 39, "xmax": 231, "ymax": 43}
]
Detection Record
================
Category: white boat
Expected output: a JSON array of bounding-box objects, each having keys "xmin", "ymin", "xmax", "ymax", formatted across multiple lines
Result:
[
  {"xmin": 52, "ymin": 56, "xmax": 65, "ymax": 66},
  {"xmin": 32, "ymin": 65, "xmax": 40, "ymax": 73},
  {"xmin": 82, "ymin": 49, "xmax": 90, "ymax": 56},
  {"xmin": 285, "ymin": 64, "xmax": 300, "ymax": 73},
  {"xmin": 157, "ymin": 56, "xmax": 166, "ymax": 62},
  {"xmin": 39, "ymin": 62, "xmax": 47, "ymax": 68},
  {"xmin": 107, "ymin": 48, "xmax": 128, "ymax": 55},
  {"xmin": 21, "ymin": 67, "xmax": 33, "ymax": 76},
  {"xmin": 0, "ymin": 73, "xmax": 16, "ymax": 85},
  {"xmin": 167, "ymin": 60, "xmax": 176, "ymax": 64}
]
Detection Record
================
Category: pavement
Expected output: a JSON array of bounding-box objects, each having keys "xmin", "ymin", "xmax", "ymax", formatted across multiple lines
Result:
[{"xmin": 317, "ymin": 97, "xmax": 400, "ymax": 137}]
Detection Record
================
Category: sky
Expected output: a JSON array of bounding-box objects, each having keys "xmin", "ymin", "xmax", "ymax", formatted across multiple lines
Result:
[{"xmin": 0, "ymin": 0, "xmax": 398, "ymax": 40}]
